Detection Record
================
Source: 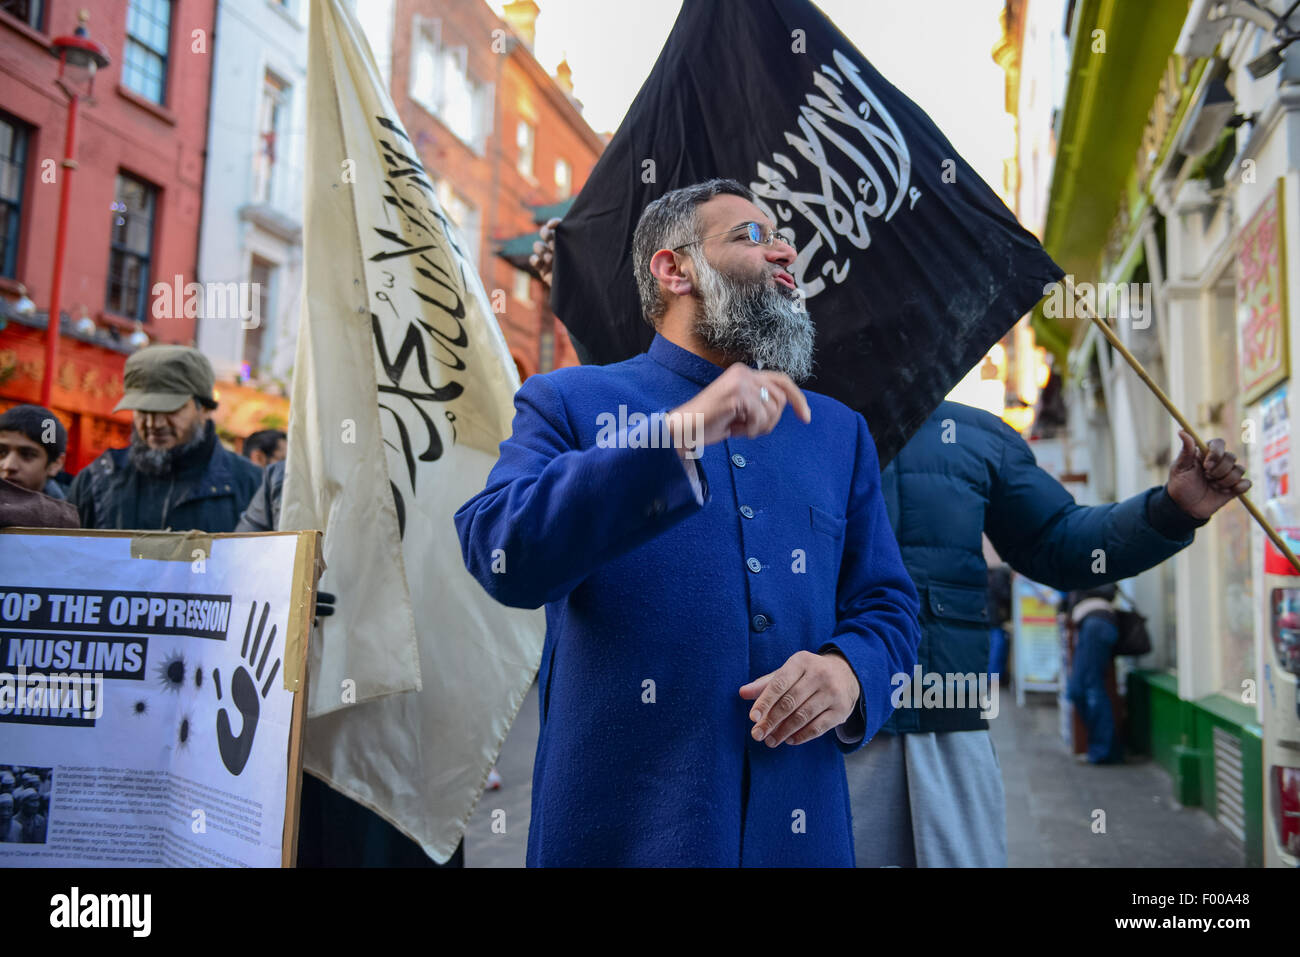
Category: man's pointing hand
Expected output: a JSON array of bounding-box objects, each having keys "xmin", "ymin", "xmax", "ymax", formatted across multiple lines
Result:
[{"xmin": 668, "ymin": 362, "xmax": 811, "ymax": 454}]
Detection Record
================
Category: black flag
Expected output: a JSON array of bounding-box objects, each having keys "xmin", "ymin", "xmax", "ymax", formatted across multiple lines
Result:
[{"xmin": 550, "ymin": 0, "xmax": 1063, "ymax": 465}]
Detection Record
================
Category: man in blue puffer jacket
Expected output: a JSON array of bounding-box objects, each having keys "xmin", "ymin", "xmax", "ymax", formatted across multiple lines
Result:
[{"xmin": 846, "ymin": 399, "xmax": 1250, "ymax": 867}]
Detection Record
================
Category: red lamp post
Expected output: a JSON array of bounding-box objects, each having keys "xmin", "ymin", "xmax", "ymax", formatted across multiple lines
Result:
[{"xmin": 40, "ymin": 11, "xmax": 110, "ymax": 407}]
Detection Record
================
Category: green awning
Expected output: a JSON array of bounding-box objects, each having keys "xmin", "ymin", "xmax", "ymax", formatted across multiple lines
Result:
[
  {"xmin": 529, "ymin": 198, "xmax": 575, "ymax": 224},
  {"xmin": 1037, "ymin": 0, "xmax": 1188, "ymax": 360}
]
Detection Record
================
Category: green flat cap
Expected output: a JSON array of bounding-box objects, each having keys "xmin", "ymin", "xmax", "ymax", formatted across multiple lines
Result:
[{"xmin": 114, "ymin": 345, "xmax": 216, "ymax": 413}]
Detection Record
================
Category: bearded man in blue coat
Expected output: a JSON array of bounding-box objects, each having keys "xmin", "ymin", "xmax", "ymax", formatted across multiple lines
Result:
[{"xmin": 455, "ymin": 179, "xmax": 922, "ymax": 866}]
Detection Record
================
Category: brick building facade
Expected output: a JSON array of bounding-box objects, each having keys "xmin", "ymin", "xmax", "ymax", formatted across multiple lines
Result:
[
  {"xmin": 389, "ymin": 0, "xmax": 605, "ymax": 378},
  {"xmin": 0, "ymin": 0, "xmax": 217, "ymax": 469}
]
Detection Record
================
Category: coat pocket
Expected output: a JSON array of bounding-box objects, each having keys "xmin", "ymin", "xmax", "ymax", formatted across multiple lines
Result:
[
  {"xmin": 926, "ymin": 580, "xmax": 990, "ymax": 624},
  {"xmin": 809, "ymin": 504, "xmax": 847, "ymax": 539}
]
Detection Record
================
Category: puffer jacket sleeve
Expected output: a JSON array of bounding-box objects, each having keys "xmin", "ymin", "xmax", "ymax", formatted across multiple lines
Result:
[{"xmin": 985, "ymin": 420, "xmax": 1203, "ymax": 591}]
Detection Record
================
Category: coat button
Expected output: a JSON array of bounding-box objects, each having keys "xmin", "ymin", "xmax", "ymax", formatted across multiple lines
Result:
[
  {"xmin": 752, "ymin": 614, "xmax": 770, "ymax": 632},
  {"xmin": 746, "ymin": 557, "xmax": 762, "ymax": 573},
  {"xmin": 739, "ymin": 505, "xmax": 754, "ymax": 519},
  {"xmin": 731, "ymin": 453, "xmax": 746, "ymax": 468}
]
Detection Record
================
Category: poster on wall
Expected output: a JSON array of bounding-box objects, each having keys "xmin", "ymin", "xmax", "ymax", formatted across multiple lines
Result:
[
  {"xmin": 1261, "ymin": 384, "xmax": 1291, "ymax": 508},
  {"xmin": 1238, "ymin": 179, "xmax": 1290, "ymax": 405},
  {"xmin": 1012, "ymin": 575, "xmax": 1061, "ymax": 707},
  {"xmin": 0, "ymin": 528, "xmax": 318, "ymax": 867}
]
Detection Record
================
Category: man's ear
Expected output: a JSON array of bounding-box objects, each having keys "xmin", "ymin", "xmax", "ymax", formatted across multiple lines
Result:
[
  {"xmin": 45, "ymin": 453, "xmax": 65, "ymax": 479},
  {"xmin": 649, "ymin": 248, "xmax": 693, "ymax": 298}
]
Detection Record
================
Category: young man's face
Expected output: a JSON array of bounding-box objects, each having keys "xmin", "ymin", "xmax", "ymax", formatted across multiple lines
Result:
[
  {"xmin": 0, "ymin": 430, "xmax": 63, "ymax": 492},
  {"xmin": 249, "ymin": 437, "xmax": 286, "ymax": 468},
  {"xmin": 133, "ymin": 400, "xmax": 208, "ymax": 451}
]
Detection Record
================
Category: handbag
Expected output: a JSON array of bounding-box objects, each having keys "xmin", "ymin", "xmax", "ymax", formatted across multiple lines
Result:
[{"xmin": 1112, "ymin": 605, "xmax": 1152, "ymax": 657}]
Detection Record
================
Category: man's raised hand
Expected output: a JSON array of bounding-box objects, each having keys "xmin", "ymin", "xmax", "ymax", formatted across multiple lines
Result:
[
  {"xmin": 668, "ymin": 362, "xmax": 811, "ymax": 454},
  {"xmin": 530, "ymin": 217, "xmax": 561, "ymax": 287},
  {"xmin": 1166, "ymin": 429, "xmax": 1251, "ymax": 521}
]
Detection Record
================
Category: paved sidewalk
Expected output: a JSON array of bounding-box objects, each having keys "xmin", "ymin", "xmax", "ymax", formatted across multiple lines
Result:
[
  {"xmin": 464, "ymin": 683, "xmax": 536, "ymax": 868},
  {"xmin": 991, "ymin": 692, "xmax": 1244, "ymax": 867},
  {"xmin": 465, "ymin": 681, "xmax": 1246, "ymax": 867}
]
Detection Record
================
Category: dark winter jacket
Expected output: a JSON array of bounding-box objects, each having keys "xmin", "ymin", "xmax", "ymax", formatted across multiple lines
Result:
[
  {"xmin": 68, "ymin": 421, "xmax": 263, "ymax": 533},
  {"xmin": 880, "ymin": 400, "xmax": 1205, "ymax": 733}
]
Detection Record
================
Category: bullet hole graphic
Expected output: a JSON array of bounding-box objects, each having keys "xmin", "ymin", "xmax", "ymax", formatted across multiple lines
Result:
[
  {"xmin": 131, "ymin": 699, "xmax": 148, "ymax": 717},
  {"xmin": 177, "ymin": 715, "xmax": 192, "ymax": 749},
  {"xmin": 157, "ymin": 652, "xmax": 186, "ymax": 693},
  {"xmin": 193, "ymin": 666, "xmax": 204, "ymax": 690}
]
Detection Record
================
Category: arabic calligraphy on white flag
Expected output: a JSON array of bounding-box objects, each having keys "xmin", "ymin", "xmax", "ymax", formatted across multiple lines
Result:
[{"xmin": 281, "ymin": 0, "xmax": 544, "ymax": 862}]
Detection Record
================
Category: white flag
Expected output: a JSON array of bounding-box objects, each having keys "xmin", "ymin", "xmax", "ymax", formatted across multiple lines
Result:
[{"xmin": 282, "ymin": 0, "xmax": 544, "ymax": 862}]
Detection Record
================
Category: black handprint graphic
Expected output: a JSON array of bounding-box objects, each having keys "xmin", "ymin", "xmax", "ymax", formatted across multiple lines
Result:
[{"xmin": 213, "ymin": 602, "xmax": 281, "ymax": 776}]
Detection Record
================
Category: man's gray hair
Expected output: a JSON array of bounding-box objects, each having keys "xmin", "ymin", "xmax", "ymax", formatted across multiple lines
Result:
[{"xmin": 632, "ymin": 178, "xmax": 753, "ymax": 328}]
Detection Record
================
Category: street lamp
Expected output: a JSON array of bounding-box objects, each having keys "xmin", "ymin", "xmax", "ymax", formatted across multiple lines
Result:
[
  {"xmin": 1180, "ymin": 0, "xmax": 1300, "ymax": 78},
  {"xmin": 40, "ymin": 10, "xmax": 110, "ymax": 407}
]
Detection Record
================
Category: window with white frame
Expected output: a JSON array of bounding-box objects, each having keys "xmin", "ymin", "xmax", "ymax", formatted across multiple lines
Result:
[
  {"xmin": 252, "ymin": 71, "xmax": 289, "ymax": 205},
  {"xmin": 123, "ymin": 0, "xmax": 172, "ymax": 105},
  {"xmin": 512, "ymin": 268, "xmax": 531, "ymax": 304},
  {"xmin": 555, "ymin": 158, "xmax": 572, "ymax": 200},
  {"xmin": 516, "ymin": 120, "xmax": 535, "ymax": 178},
  {"xmin": 242, "ymin": 256, "xmax": 276, "ymax": 379},
  {"xmin": 434, "ymin": 179, "xmax": 480, "ymax": 267},
  {"xmin": 409, "ymin": 15, "xmax": 493, "ymax": 153}
]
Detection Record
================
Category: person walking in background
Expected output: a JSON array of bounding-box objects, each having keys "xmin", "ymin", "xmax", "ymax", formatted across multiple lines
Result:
[
  {"xmin": 1063, "ymin": 584, "xmax": 1123, "ymax": 764},
  {"xmin": 987, "ymin": 564, "xmax": 1012, "ymax": 684}
]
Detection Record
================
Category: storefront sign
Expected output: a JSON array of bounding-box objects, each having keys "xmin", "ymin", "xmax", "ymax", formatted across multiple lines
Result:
[{"xmin": 1238, "ymin": 180, "xmax": 1290, "ymax": 404}]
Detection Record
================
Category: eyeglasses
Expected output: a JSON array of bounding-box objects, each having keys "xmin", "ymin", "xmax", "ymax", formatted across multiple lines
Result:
[{"xmin": 672, "ymin": 221, "xmax": 792, "ymax": 251}]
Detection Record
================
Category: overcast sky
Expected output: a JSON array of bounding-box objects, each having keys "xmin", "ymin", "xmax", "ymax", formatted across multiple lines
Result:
[{"xmin": 488, "ymin": 0, "xmax": 1014, "ymax": 194}]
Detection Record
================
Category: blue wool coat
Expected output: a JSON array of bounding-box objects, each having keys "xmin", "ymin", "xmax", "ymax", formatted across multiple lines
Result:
[{"xmin": 454, "ymin": 334, "xmax": 921, "ymax": 867}]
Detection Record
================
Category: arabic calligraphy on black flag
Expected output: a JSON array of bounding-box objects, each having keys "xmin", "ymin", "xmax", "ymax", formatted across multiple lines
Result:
[{"xmin": 551, "ymin": 0, "xmax": 1064, "ymax": 464}]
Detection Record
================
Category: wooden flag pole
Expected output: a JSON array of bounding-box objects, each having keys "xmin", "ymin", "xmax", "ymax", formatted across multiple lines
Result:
[{"xmin": 1062, "ymin": 277, "xmax": 1300, "ymax": 575}]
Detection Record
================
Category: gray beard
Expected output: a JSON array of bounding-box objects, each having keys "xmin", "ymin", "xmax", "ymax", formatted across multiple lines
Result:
[
  {"xmin": 692, "ymin": 256, "xmax": 815, "ymax": 383},
  {"xmin": 128, "ymin": 422, "xmax": 208, "ymax": 476}
]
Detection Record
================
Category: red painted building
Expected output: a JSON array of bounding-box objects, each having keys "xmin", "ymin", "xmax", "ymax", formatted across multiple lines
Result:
[
  {"xmin": 0, "ymin": 0, "xmax": 216, "ymax": 470},
  {"xmin": 389, "ymin": 0, "xmax": 606, "ymax": 379}
]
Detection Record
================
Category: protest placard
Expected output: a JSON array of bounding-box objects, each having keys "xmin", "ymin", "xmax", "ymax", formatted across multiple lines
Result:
[{"xmin": 0, "ymin": 528, "xmax": 318, "ymax": 867}]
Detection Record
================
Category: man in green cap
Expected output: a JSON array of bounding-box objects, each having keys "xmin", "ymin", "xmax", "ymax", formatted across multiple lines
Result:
[{"xmin": 68, "ymin": 345, "xmax": 262, "ymax": 532}]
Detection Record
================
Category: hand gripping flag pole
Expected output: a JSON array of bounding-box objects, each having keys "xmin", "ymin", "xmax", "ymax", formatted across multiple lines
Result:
[{"xmin": 1063, "ymin": 276, "xmax": 1300, "ymax": 575}]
